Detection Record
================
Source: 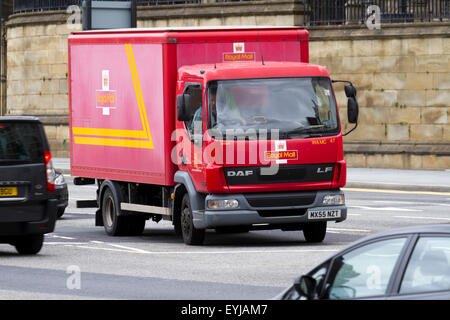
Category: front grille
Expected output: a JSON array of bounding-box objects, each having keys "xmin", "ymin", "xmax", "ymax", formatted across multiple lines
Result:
[
  {"xmin": 224, "ymin": 164, "xmax": 335, "ymax": 185},
  {"xmin": 245, "ymin": 191, "xmax": 316, "ymax": 208},
  {"xmin": 257, "ymin": 209, "xmax": 307, "ymax": 217}
]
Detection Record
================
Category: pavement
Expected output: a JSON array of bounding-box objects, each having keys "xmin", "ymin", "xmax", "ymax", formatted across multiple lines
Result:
[{"xmin": 53, "ymin": 158, "xmax": 450, "ymax": 193}]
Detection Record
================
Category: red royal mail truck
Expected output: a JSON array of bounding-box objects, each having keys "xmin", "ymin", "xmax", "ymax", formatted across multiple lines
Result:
[{"xmin": 68, "ymin": 27, "xmax": 359, "ymax": 245}]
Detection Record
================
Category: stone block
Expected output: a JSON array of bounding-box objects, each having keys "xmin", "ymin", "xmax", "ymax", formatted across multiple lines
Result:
[
  {"xmin": 421, "ymin": 108, "xmax": 448, "ymax": 124},
  {"xmin": 434, "ymin": 73, "xmax": 450, "ymax": 90},
  {"xmin": 426, "ymin": 90, "xmax": 450, "ymax": 108},
  {"xmin": 50, "ymin": 64, "xmax": 68, "ymax": 79},
  {"xmin": 396, "ymin": 90, "xmax": 427, "ymax": 108},
  {"xmin": 405, "ymin": 73, "xmax": 434, "ymax": 90},
  {"xmin": 405, "ymin": 38, "xmax": 429, "ymax": 56},
  {"xmin": 388, "ymin": 107, "xmax": 421, "ymax": 124},
  {"xmin": 53, "ymin": 94, "xmax": 69, "ymax": 109},
  {"xmin": 383, "ymin": 90, "xmax": 398, "ymax": 107},
  {"xmin": 378, "ymin": 56, "xmax": 400, "ymax": 72},
  {"xmin": 44, "ymin": 126, "xmax": 57, "ymax": 140},
  {"xmin": 387, "ymin": 124, "xmax": 410, "ymax": 141},
  {"xmin": 59, "ymin": 80, "xmax": 68, "ymax": 94},
  {"xmin": 410, "ymin": 124, "xmax": 443, "ymax": 141},
  {"xmin": 358, "ymin": 107, "xmax": 389, "ymax": 125},
  {"xmin": 363, "ymin": 90, "xmax": 387, "ymax": 108},
  {"xmin": 421, "ymin": 155, "xmax": 450, "ymax": 170},
  {"xmin": 24, "ymin": 50, "xmax": 50, "ymax": 65},
  {"xmin": 397, "ymin": 56, "xmax": 416, "ymax": 73},
  {"xmin": 56, "ymin": 125, "xmax": 70, "ymax": 141},
  {"xmin": 373, "ymin": 73, "xmax": 407, "ymax": 90},
  {"xmin": 7, "ymin": 26, "xmax": 24, "ymax": 39},
  {"xmin": 349, "ymin": 124, "xmax": 386, "ymax": 141},
  {"xmin": 383, "ymin": 39, "xmax": 407, "ymax": 56},
  {"xmin": 409, "ymin": 155, "xmax": 423, "ymax": 169},
  {"xmin": 366, "ymin": 154, "xmax": 407, "ymax": 169},
  {"xmin": 24, "ymin": 80, "xmax": 44, "ymax": 95},
  {"xmin": 7, "ymin": 52, "xmax": 25, "ymax": 67},
  {"xmin": 43, "ymin": 80, "xmax": 61, "ymax": 95},
  {"xmin": 24, "ymin": 25, "xmax": 46, "ymax": 37},
  {"xmin": 48, "ymin": 49, "xmax": 69, "ymax": 64},
  {"xmin": 428, "ymin": 38, "xmax": 444, "ymax": 55},
  {"xmin": 7, "ymin": 81, "xmax": 25, "ymax": 95},
  {"xmin": 351, "ymin": 40, "xmax": 373, "ymax": 57},
  {"xmin": 415, "ymin": 55, "xmax": 449, "ymax": 73},
  {"xmin": 444, "ymin": 125, "xmax": 450, "ymax": 140},
  {"xmin": 344, "ymin": 153, "xmax": 366, "ymax": 167}
]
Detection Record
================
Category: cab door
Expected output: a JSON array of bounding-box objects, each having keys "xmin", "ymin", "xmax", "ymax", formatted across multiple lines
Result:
[{"xmin": 178, "ymin": 82, "xmax": 206, "ymax": 192}]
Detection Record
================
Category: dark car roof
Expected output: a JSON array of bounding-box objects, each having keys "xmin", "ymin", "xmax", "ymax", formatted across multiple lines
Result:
[
  {"xmin": 346, "ymin": 224, "xmax": 450, "ymax": 249},
  {"xmin": 0, "ymin": 116, "xmax": 42, "ymax": 123}
]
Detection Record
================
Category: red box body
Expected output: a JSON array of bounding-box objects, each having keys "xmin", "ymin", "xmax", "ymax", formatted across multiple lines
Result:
[{"xmin": 68, "ymin": 27, "xmax": 310, "ymax": 186}]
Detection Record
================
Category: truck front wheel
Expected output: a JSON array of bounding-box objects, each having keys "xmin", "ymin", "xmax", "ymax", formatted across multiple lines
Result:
[
  {"xmin": 180, "ymin": 194, "xmax": 205, "ymax": 245},
  {"xmin": 303, "ymin": 221, "xmax": 327, "ymax": 243}
]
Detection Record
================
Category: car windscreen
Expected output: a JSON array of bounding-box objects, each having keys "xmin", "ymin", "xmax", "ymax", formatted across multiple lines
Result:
[{"xmin": 0, "ymin": 122, "xmax": 44, "ymax": 165}]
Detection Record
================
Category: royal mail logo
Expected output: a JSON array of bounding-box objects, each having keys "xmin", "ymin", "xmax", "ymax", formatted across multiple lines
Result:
[
  {"xmin": 224, "ymin": 42, "xmax": 255, "ymax": 62},
  {"xmin": 96, "ymin": 70, "xmax": 116, "ymax": 116},
  {"xmin": 265, "ymin": 150, "xmax": 298, "ymax": 161}
]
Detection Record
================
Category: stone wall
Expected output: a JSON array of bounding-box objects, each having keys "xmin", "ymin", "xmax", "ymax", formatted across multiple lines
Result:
[
  {"xmin": 309, "ymin": 23, "xmax": 450, "ymax": 169},
  {"xmin": 3, "ymin": 2, "xmax": 450, "ymax": 168},
  {"xmin": 5, "ymin": 11, "xmax": 81, "ymax": 156}
]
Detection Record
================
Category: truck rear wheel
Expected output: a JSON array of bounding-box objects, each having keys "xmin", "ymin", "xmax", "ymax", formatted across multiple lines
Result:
[
  {"xmin": 102, "ymin": 188, "xmax": 130, "ymax": 236},
  {"xmin": 181, "ymin": 194, "xmax": 205, "ymax": 245},
  {"xmin": 14, "ymin": 234, "xmax": 44, "ymax": 255},
  {"xmin": 303, "ymin": 221, "xmax": 327, "ymax": 243}
]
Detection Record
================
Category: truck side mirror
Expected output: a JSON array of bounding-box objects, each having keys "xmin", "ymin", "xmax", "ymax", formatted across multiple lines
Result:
[
  {"xmin": 294, "ymin": 275, "xmax": 317, "ymax": 300},
  {"xmin": 344, "ymin": 84, "xmax": 357, "ymax": 98},
  {"xmin": 177, "ymin": 94, "xmax": 191, "ymax": 122},
  {"xmin": 347, "ymin": 97, "xmax": 359, "ymax": 124}
]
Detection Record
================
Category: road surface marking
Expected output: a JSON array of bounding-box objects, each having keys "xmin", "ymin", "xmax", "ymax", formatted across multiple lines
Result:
[
  {"xmin": 344, "ymin": 188, "xmax": 450, "ymax": 196},
  {"xmin": 46, "ymin": 235, "xmax": 76, "ymax": 240},
  {"xmin": 394, "ymin": 215, "xmax": 450, "ymax": 221},
  {"xmin": 373, "ymin": 200, "xmax": 450, "ymax": 207},
  {"xmin": 349, "ymin": 205, "xmax": 422, "ymax": 212},
  {"xmin": 106, "ymin": 243, "xmax": 151, "ymax": 254}
]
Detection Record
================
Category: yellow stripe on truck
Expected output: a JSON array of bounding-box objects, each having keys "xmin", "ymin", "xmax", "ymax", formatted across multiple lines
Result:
[{"xmin": 72, "ymin": 44, "xmax": 154, "ymax": 149}]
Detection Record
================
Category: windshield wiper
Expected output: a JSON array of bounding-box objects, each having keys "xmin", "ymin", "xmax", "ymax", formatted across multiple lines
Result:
[{"xmin": 285, "ymin": 125, "xmax": 328, "ymax": 137}]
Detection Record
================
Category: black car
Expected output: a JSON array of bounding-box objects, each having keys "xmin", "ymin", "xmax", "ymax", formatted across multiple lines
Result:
[
  {"xmin": 0, "ymin": 116, "xmax": 58, "ymax": 254},
  {"xmin": 277, "ymin": 224, "xmax": 450, "ymax": 300}
]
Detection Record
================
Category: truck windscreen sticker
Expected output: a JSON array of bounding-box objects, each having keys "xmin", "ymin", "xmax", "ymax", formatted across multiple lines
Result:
[{"xmin": 72, "ymin": 44, "xmax": 154, "ymax": 149}]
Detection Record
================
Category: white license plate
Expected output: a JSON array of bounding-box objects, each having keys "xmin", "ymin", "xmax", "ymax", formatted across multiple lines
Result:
[{"xmin": 308, "ymin": 209, "xmax": 341, "ymax": 220}]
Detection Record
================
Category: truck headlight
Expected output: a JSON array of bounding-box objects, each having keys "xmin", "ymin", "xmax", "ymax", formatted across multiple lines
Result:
[
  {"xmin": 322, "ymin": 194, "xmax": 345, "ymax": 205},
  {"xmin": 54, "ymin": 173, "xmax": 66, "ymax": 186},
  {"xmin": 207, "ymin": 199, "xmax": 239, "ymax": 210}
]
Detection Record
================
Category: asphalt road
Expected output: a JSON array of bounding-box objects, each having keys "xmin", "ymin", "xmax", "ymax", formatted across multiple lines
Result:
[{"xmin": 1, "ymin": 178, "xmax": 450, "ymax": 300}]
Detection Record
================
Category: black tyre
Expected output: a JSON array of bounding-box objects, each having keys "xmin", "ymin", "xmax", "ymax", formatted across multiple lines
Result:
[
  {"xmin": 215, "ymin": 226, "xmax": 250, "ymax": 234},
  {"xmin": 57, "ymin": 208, "xmax": 65, "ymax": 218},
  {"xmin": 14, "ymin": 234, "xmax": 44, "ymax": 255},
  {"xmin": 303, "ymin": 221, "xmax": 327, "ymax": 243},
  {"xmin": 180, "ymin": 194, "xmax": 205, "ymax": 245},
  {"xmin": 102, "ymin": 187, "xmax": 129, "ymax": 236}
]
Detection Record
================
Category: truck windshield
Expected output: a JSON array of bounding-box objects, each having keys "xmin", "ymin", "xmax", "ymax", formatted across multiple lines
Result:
[{"xmin": 207, "ymin": 77, "xmax": 340, "ymax": 139}]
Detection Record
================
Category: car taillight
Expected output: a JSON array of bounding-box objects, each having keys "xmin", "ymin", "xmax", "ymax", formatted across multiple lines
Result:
[{"xmin": 44, "ymin": 151, "xmax": 56, "ymax": 192}]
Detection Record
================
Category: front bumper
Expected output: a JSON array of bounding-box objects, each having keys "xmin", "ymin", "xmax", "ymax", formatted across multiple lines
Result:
[{"xmin": 193, "ymin": 190, "xmax": 347, "ymax": 229}]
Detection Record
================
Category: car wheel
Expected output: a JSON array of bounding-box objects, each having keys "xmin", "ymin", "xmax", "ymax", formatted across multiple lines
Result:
[
  {"xmin": 180, "ymin": 194, "xmax": 205, "ymax": 245},
  {"xmin": 303, "ymin": 221, "xmax": 327, "ymax": 243},
  {"xmin": 102, "ymin": 187, "xmax": 128, "ymax": 236},
  {"xmin": 57, "ymin": 208, "xmax": 65, "ymax": 218},
  {"xmin": 14, "ymin": 234, "xmax": 44, "ymax": 255}
]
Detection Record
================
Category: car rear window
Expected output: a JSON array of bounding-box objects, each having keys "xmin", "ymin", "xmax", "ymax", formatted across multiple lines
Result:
[{"xmin": 0, "ymin": 122, "xmax": 44, "ymax": 164}]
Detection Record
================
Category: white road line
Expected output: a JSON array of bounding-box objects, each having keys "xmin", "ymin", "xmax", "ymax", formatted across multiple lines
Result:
[
  {"xmin": 394, "ymin": 215, "xmax": 450, "ymax": 221},
  {"xmin": 106, "ymin": 243, "xmax": 151, "ymax": 254},
  {"xmin": 90, "ymin": 241, "xmax": 104, "ymax": 244},
  {"xmin": 46, "ymin": 235, "xmax": 76, "ymax": 240},
  {"xmin": 348, "ymin": 213, "xmax": 361, "ymax": 216},
  {"xmin": 349, "ymin": 205, "xmax": 423, "ymax": 212},
  {"xmin": 373, "ymin": 200, "xmax": 450, "ymax": 207},
  {"xmin": 45, "ymin": 242, "xmax": 86, "ymax": 245}
]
